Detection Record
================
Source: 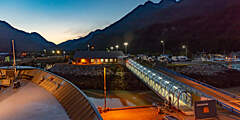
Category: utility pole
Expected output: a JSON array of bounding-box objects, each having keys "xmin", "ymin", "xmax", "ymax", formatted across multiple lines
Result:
[
  {"xmin": 104, "ymin": 67, "xmax": 107, "ymax": 110},
  {"xmin": 124, "ymin": 42, "xmax": 128, "ymax": 55},
  {"xmin": 161, "ymin": 40, "xmax": 165, "ymax": 55},
  {"xmin": 87, "ymin": 44, "xmax": 90, "ymax": 51}
]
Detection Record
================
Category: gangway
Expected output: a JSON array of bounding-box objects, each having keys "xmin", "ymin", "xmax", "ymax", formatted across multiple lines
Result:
[{"xmin": 126, "ymin": 59, "xmax": 240, "ymax": 116}]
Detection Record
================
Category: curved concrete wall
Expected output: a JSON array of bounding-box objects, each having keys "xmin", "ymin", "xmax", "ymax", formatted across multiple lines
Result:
[{"xmin": 13, "ymin": 68, "xmax": 103, "ymax": 120}]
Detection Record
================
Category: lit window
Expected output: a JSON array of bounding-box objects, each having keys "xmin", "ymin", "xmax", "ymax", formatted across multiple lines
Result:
[
  {"xmin": 203, "ymin": 107, "xmax": 209, "ymax": 113},
  {"xmin": 110, "ymin": 59, "xmax": 113, "ymax": 62},
  {"xmin": 81, "ymin": 59, "xmax": 87, "ymax": 63},
  {"xmin": 91, "ymin": 59, "xmax": 95, "ymax": 63},
  {"xmin": 105, "ymin": 59, "xmax": 108, "ymax": 62},
  {"xmin": 101, "ymin": 59, "xmax": 104, "ymax": 62}
]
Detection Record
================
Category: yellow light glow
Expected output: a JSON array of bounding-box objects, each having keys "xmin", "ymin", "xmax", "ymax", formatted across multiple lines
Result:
[{"xmin": 56, "ymin": 50, "xmax": 61, "ymax": 54}]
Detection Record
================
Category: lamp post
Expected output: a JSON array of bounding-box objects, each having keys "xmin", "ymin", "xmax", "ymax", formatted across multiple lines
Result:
[
  {"xmin": 160, "ymin": 40, "xmax": 165, "ymax": 55},
  {"xmin": 87, "ymin": 44, "xmax": 90, "ymax": 51},
  {"xmin": 115, "ymin": 45, "xmax": 119, "ymax": 51},
  {"xmin": 43, "ymin": 49, "xmax": 47, "ymax": 53},
  {"xmin": 182, "ymin": 45, "xmax": 188, "ymax": 57},
  {"xmin": 124, "ymin": 42, "xmax": 128, "ymax": 54},
  {"xmin": 104, "ymin": 67, "xmax": 107, "ymax": 110}
]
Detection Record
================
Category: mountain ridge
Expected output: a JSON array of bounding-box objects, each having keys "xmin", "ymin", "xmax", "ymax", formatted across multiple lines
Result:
[
  {"xmin": 58, "ymin": 0, "xmax": 240, "ymax": 53},
  {"xmin": 0, "ymin": 20, "xmax": 55, "ymax": 52}
]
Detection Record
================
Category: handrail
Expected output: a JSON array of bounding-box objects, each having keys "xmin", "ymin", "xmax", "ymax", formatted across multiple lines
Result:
[
  {"xmin": 38, "ymin": 68, "xmax": 103, "ymax": 120},
  {"xmin": 156, "ymin": 66, "xmax": 239, "ymax": 99}
]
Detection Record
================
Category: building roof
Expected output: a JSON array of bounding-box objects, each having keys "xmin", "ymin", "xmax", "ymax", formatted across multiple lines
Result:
[{"xmin": 74, "ymin": 51, "xmax": 125, "ymax": 59}]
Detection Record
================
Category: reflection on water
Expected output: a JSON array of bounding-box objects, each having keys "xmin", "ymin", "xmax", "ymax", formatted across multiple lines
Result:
[{"xmin": 83, "ymin": 90, "xmax": 163, "ymax": 108}]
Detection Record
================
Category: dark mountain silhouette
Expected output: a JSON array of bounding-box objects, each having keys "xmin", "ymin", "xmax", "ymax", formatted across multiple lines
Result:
[
  {"xmin": 0, "ymin": 21, "xmax": 55, "ymax": 52},
  {"xmin": 58, "ymin": 0, "xmax": 240, "ymax": 53}
]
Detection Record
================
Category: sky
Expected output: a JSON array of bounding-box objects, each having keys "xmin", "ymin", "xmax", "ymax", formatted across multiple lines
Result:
[{"xmin": 0, "ymin": 0, "xmax": 160, "ymax": 44}]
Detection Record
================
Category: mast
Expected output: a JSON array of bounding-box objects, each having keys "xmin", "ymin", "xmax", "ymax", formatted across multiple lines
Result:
[{"xmin": 12, "ymin": 40, "xmax": 16, "ymax": 80}]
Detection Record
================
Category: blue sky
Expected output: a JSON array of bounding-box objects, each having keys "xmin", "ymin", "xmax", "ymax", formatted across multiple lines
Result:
[{"xmin": 0, "ymin": 0, "xmax": 160, "ymax": 44}]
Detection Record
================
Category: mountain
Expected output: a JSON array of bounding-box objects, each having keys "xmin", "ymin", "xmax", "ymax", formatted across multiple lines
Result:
[
  {"xmin": 0, "ymin": 21, "xmax": 55, "ymax": 52},
  {"xmin": 58, "ymin": 0, "xmax": 240, "ymax": 53}
]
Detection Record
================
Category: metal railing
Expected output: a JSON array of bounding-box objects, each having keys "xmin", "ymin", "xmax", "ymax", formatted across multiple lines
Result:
[{"xmin": 126, "ymin": 59, "xmax": 240, "ymax": 116}]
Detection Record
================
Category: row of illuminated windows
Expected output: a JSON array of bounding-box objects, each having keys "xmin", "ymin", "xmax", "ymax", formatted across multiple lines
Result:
[{"xmin": 90, "ymin": 58, "xmax": 118, "ymax": 63}]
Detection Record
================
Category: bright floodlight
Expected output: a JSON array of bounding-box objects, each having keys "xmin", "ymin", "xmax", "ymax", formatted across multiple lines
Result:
[
  {"xmin": 56, "ymin": 50, "xmax": 61, "ymax": 54},
  {"xmin": 182, "ymin": 45, "xmax": 186, "ymax": 49},
  {"xmin": 115, "ymin": 45, "xmax": 119, "ymax": 49},
  {"xmin": 52, "ymin": 50, "xmax": 55, "ymax": 54},
  {"xmin": 124, "ymin": 42, "xmax": 128, "ymax": 46},
  {"xmin": 110, "ymin": 46, "xmax": 114, "ymax": 50},
  {"xmin": 160, "ymin": 40, "xmax": 164, "ymax": 44}
]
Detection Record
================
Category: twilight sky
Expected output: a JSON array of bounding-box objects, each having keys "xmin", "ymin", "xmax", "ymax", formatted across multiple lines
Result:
[{"xmin": 0, "ymin": 0, "xmax": 160, "ymax": 44}]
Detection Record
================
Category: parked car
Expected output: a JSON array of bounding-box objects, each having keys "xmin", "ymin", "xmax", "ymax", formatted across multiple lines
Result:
[
  {"xmin": 158, "ymin": 56, "xmax": 172, "ymax": 63},
  {"xmin": 171, "ymin": 56, "xmax": 179, "ymax": 62},
  {"xmin": 147, "ymin": 56, "xmax": 155, "ymax": 62},
  {"xmin": 178, "ymin": 56, "xmax": 190, "ymax": 62}
]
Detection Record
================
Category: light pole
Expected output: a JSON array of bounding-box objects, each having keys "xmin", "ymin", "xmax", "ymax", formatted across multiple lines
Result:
[
  {"xmin": 182, "ymin": 45, "xmax": 188, "ymax": 57},
  {"xmin": 43, "ymin": 49, "xmax": 47, "ymax": 53},
  {"xmin": 104, "ymin": 67, "xmax": 107, "ymax": 110},
  {"xmin": 87, "ymin": 44, "xmax": 90, "ymax": 51},
  {"xmin": 124, "ymin": 42, "xmax": 128, "ymax": 54},
  {"xmin": 115, "ymin": 45, "xmax": 119, "ymax": 51},
  {"xmin": 160, "ymin": 40, "xmax": 165, "ymax": 55}
]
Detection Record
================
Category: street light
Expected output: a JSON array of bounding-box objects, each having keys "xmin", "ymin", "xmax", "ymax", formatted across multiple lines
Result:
[
  {"xmin": 115, "ymin": 45, "xmax": 119, "ymax": 51},
  {"xmin": 124, "ymin": 42, "xmax": 128, "ymax": 54},
  {"xmin": 160, "ymin": 40, "xmax": 165, "ymax": 55},
  {"xmin": 110, "ymin": 46, "xmax": 114, "ymax": 51},
  {"xmin": 43, "ymin": 49, "xmax": 47, "ymax": 53},
  {"xmin": 87, "ymin": 44, "xmax": 90, "ymax": 51},
  {"xmin": 182, "ymin": 45, "xmax": 188, "ymax": 56},
  {"xmin": 52, "ymin": 50, "xmax": 55, "ymax": 54},
  {"xmin": 56, "ymin": 50, "xmax": 61, "ymax": 54}
]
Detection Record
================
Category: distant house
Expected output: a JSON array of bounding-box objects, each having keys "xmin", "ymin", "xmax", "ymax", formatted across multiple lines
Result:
[{"xmin": 73, "ymin": 51, "xmax": 125, "ymax": 65}]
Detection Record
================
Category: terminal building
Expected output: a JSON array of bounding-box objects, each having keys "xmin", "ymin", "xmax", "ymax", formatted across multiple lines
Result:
[{"xmin": 72, "ymin": 51, "xmax": 125, "ymax": 65}]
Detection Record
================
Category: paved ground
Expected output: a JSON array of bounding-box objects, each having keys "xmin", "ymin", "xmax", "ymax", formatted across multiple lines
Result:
[
  {"xmin": 101, "ymin": 106, "xmax": 187, "ymax": 120},
  {"xmin": 101, "ymin": 106, "xmax": 240, "ymax": 120},
  {"xmin": 0, "ymin": 81, "xmax": 69, "ymax": 120},
  {"xmin": 101, "ymin": 107, "xmax": 165, "ymax": 120}
]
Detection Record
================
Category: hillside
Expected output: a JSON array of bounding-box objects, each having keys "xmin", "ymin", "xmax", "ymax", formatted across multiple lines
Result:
[
  {"xmin": 0, "ymin": 21, "xmax": 55, "ymax": 52},
  {"xmin": 58, "ymin": 0, "xmax": 240, "ymax": 53}
]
